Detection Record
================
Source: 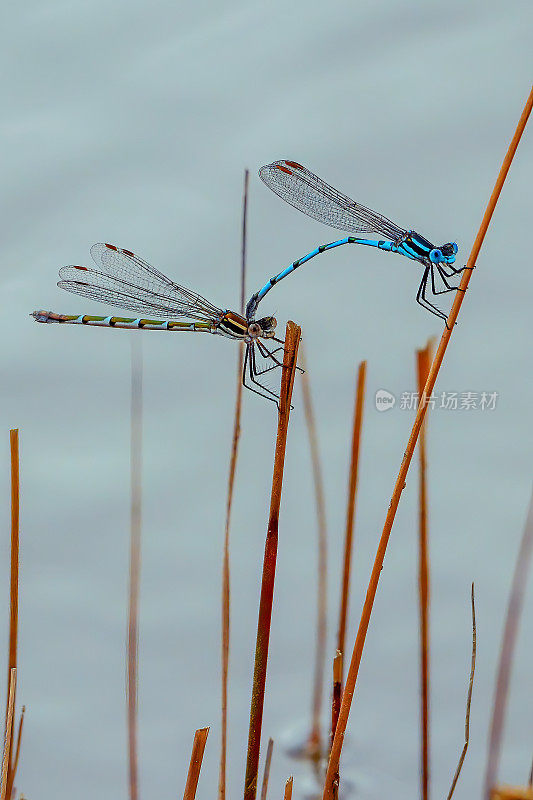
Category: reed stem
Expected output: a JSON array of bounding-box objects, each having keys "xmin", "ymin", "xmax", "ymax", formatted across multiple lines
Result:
[
  {"xmin": 260, "ymin": 738, "xmax": 274, "ymax": 800},
  {"xmin": 417, "ymin": 341, "xmax": 432, "ymax": 800},
  {"xmin": 243, "ymin": 321, "xmax": 301, "ymax": 800},
  {"xmin": 5, "ymin": 430, "xmax": 20, "ymax": 800},
  {"xmin": 127, "ymin": 343, "xmax": 142, "ymax": 800},
  {"xmin": 322, "ymin": 85, "xmax": 533, "ymax": 800},
  {"xmin": 484, "ymin": 488, "xmax": 533, "ymax": 797},
  {"xmin": 300, "ymin": 346, "xmax": 327, "ymax": 759},
  {"xmin": 219, "ymin": 168, "xmax": 249, "ymax": 800},
  {"xmin": 183, "ymin": 727, "xmax": 209, "ymax": 800},
  {"xmin": 337, "ymin": 362, "xmax": 366, "ymax": 678}
]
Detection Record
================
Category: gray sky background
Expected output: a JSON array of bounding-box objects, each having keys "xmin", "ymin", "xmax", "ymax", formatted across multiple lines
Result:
[{"xmin": 1, "ymin": 1, "xmax": 532, "ymax": 798}]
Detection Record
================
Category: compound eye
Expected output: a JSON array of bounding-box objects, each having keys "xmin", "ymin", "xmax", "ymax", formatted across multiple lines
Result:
[
  {"xmin": 248, "ymin": 322, "xmax": 260, "ymax": 336},
  {"xmin": 451, "ymin": 242, "xmax": 458, "ymax": 255},
  {"xmin": 429, "ymin": 248, "xmax": 443, "ymax": 264}
]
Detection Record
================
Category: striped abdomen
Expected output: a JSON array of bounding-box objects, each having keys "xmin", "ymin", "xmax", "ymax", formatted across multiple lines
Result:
[{"xmin": 32, "ymin": 311, "xmax": 217, "ymax": 332}]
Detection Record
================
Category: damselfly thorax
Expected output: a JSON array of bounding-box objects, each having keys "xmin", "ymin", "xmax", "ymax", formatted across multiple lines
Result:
[{"xmin": 217, "ymin": 310, "xmax": 277, "ymax": 342}]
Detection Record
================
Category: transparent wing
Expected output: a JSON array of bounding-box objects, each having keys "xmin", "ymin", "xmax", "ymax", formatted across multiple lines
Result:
[
  {"xmin": 259, "ymin": 160, "xmax": 406, "ymax": 241},
  {"xmin": 58, "ymin": 243, "xmax": 224, "ymax": 321}
]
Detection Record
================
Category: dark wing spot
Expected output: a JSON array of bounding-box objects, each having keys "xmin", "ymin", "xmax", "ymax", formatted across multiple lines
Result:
[
  {"xmin": 105, "ymin": 243, "xmax": 118, "ymax": 251},
  {"xmin": 276, "ymin": 165, "xmax": 292, "ymax": 175},
  {"xmin": 285, "ymin": 160, "xmax": 303, "ymax": 169},
  {"xmin": 73, "ymin": 265, "xmax": 88, "ymax": 271}
]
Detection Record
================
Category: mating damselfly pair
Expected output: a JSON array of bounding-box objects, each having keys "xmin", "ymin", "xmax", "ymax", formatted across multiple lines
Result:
[{"xmin": 33, "ymin": 160, "xmax": 465, "ymax": 404}]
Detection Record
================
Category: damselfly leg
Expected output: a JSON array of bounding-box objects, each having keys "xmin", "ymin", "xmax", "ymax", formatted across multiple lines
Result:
[{"xmin": 243, "ymin": 341, "xmax": 284, "ymax": 404}]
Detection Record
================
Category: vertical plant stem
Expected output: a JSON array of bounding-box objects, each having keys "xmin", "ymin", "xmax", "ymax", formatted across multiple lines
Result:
[
  {"xmin": 283, "ymin": 777, "xmax": 293, "ymax": 800},
  {"xmin": 127, "ymin": 342, "xmax": 143, "ymax": 800},
  {"xmin": 417, "ymin": 341, "xmax": 432, "ymax": 800},
  {"xmin": 323, "ymin": 86, "xmax": 533, "ymax": 800},
  {"xmin": 260, "ymin": 738, "xmax": 274, "ymax": 800},
  {"xmin": 300, "ymin": 346, "xmax": 328, "ymax": 759},
  {"xmin": 10, "ymin": 706, "xmax": 25, "ymax": 790},
  {"xmin": 5, "ymin": 430, "xmax": 20, "ymax": 800},
  {"xmin": 446, "ymin": 584, "xmax": 476, "ymax": 800},
  {"xmin": 1, "ymin": 669, "xmax": 16, "ymax": 800},
  {"xmin": 483, "ymin": 488, "xmax": 533, "ymax": 798},
  {"xmin": 330, "ymin": 651, "xmax": 342, "ymax": 750},
  {"xmin": 337, "ymin": 362, "xmax": 366, "ymax": 676},
  {"xmin": 183, "ymin": 727, "xmax": 209, "ymax": 800},
  {"xmin": 243, "ymin": 321, "xmax": 301, "ymax": 800},
  {"xmin": 219, "ymin": 168, "xmax": 249, "ymax": 800}
]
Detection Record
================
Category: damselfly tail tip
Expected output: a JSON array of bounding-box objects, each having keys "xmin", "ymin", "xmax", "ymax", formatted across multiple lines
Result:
[{"xmin": 32, "ymin": 310, "xmax": 59, "ymax": 323}]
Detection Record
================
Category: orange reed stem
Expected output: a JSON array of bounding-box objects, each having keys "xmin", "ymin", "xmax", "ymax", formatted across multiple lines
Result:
[
  {"xmin": 183, "ymin": 727, "xmax": 209, "ymax": 800},
  {"xmin": 417, "ymin": 342, "xmax": 432, "ymax": 800},
  {"xmin": 322, "ymin": 85, "xmax": 533, "ymax": 800},
  {"xmin": 5, "ymin": 430, "xmax": 20, "ymax": 800},
  {"xmin": 283, "ymin": 777, "xmax": 293, "ymax": 800},
  {"xmin": 243, "ymin": 322, "xmax": 301, "ymax": 800}
]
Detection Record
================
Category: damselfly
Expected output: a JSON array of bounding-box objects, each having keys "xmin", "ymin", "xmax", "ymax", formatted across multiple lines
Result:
[
  {"xmin": 246, "ymin": 160, "xmax": 465, "ymax": 324},
  {"xmin": 33, "ymin": 243, "xmax": 285, "ymax": 403}
]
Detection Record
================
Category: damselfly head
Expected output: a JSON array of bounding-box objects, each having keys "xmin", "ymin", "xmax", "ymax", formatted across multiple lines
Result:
[
  {"xmin": 439, "ymin": 242, "xmax": 458, "ymax": 263},
  {"xmin": 254, "ymin": 315, "xmax": 277, "ymax": 339}
]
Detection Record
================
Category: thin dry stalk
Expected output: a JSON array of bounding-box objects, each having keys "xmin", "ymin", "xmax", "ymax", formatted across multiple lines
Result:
[
  {"xmin": 183, "ymin": 727, "xmax": 209, "ymax": 800},
  {"xmin": 330, "ymin": 651, "xmax": 342, "ymax": 751},
  {"xmin": 243, "ymin": 321, "xmax": 301, "ymax": 800},
  {"xmin": 10, "ymin": 706, "xmax": 25, "ymax": 789},
  {"xmin": 417, "ymin": 341, "xmax": 433, "ymax": 800},
  {"xmin": 337, "ymin": 362, "xmax": 366, "ymax": 674},
  {"xmin": 260, "ymin": 738, "xmax": 274, "ymax": 800},
  {"xmin": 5, "ymin": 430, "xmax": 20, "ymax": 800},
  {"xmin": 300, "ymin": 346, "xmax": 327, "ymax": 760},
  {"xmin": 322, "ymin": 86, "xmax": 533, "ymax": 800},
  {"xmin": 219, "ymin": 168, "xmax": 249, "ymax": 800},
  {"xmin": 1, "ymin": 669, "xmax": 16, "ymax": 800},
  {"xmin": 446, "ymin": 583, "xmax": 476, "ymax": 800},
  {"xmin": 528, "ymin": 757, "xmax": 533, "ymax": 788},
  {"xmin": 127, "ymin": 342, "xmax": 143, "ymax": 800},
  {"xmin": 283, "ymin": 777, "xmax": 293, "ymax": 800},
  {"xmin": 484, "ymin": 487, "xmax": 533, "ymax": 798}
]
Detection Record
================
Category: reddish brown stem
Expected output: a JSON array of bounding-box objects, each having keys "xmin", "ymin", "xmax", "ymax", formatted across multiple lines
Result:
[
  {"xmin": 322, "ymin": 86, "xmax": 533, "ymax": 800},
  {"xmin": 337, "ymin": 362, "xmax": 366, "ymax": 675},
  {"xmin": 219, "ymin": 168, "xmax": 249, "ymax": 800},
  {"xmin": 5, "ymin": 430, "xmax": 20, "ymax": 800},
  {"xmin": 417, "ymin": 342, "xmax": 432, "ymax": 800},
  {"xmin": 330, "ymin": 650, "xmax": 342, "ymax": 751},
  {"xmin": 283, "ymin": 777, "xmax": 293, "ymax": 800},
  {"xmin": 183, "ymin": 727, "xmax": 209, "ymax": 800},
  {"xmin": 243, "ymin": 322, "xmax": 301, "ymax": 800},
  {"xmin": 484, "ymin": 488, "xmax": 533, "ymax": 797}
]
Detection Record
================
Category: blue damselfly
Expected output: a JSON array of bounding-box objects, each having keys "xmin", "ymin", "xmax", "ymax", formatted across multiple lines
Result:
[{"xmin": 246, "ymin": 160, "xmax": 465, "ymax": 324}]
